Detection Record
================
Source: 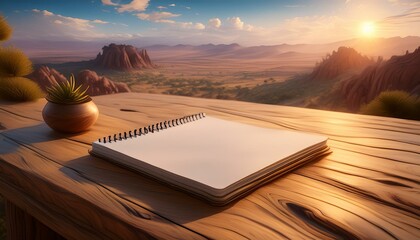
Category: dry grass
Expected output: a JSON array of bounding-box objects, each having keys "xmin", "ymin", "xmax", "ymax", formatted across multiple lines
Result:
[
  {"xmin": 360, "ymin": 91, "xmax": 420, "ymax": 120},
  {"xmin": 0, "ymin": 15, "xmax": 12, "ymax": 42},
  {"xmin": 0, "ymin": 47, "xmax": 33, "ymax": 77},
  {"xmin": 0, "ymin": 77, "xmax": 44, "ymax": 102}
]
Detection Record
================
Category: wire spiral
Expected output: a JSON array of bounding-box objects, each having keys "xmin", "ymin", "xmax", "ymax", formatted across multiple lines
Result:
[{"xmin": 98, "ymin": 112, "xmax": 206, "ymax": 143}]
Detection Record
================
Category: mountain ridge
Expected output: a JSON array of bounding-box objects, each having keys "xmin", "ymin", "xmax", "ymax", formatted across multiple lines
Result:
[
  {"xmin": 10, "ymin": 36, "xmax": 420, "ymax": 64},
  {"xmin": 336, "ymin": 46, "xmax": 420, "ymax": 111}
]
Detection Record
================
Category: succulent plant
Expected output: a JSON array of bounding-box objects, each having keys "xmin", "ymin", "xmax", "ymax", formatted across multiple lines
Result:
[{"xmin": 46, "ymin": 74, "xmax": 91, "ymax": 104}]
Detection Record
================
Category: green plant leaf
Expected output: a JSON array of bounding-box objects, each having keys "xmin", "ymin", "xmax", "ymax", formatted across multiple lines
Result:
[{"xmin": 45, "ymin": 74, "xmax": 91, "ymax": 104}]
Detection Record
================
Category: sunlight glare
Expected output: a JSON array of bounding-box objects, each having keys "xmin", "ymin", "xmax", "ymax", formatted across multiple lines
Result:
[{"xmin": 361, "ymin": 22, "xmax": 375, "ymax": 37}]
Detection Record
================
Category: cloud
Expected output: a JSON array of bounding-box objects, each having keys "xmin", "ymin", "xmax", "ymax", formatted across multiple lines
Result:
[
  {"xmin": 136, "ymin": 11, "xmax": 180, "ymax": 22},
  {"xmin": 135, "ymin": 10, "xmax": 205, "ymax": 30},
  {"xmin": 208, "ymin": 18, "xmax": 222, "ymax": 29},
  {"xmin": 244, "ymin": 24, "xmax": 254, "ymax": 32},
  {"xmin": 226, "ymin": 17, "xmax": 244, "ymax": 30},
  {"xmin": 156, "ymin": 19, "xmax": 176, "ymax": 24},
  {"xmin": 169, "ymin": 4, "xmax": 176, "ymax": 7},
  {"xmin": 207, "ymin": 17, "xmax": 253, "ymax": 31},
  {"xmin": 32, "ymin": 9, "xmax": 53, "ymax": 16},
  {"xmin": 186, "ymin": 7, "xmax": 191, "ymax": 10},
  {"xmin": 42, "ymin": 10, "xmax": 54, "ymax": 16},
  {"xmin": 101, "ymin": 0, "xmax": 118, "ymax": 6},
  {"xmin": 31, "ymin": 9, "xmax": 110, "ymax": 32},
  {"xmin": 376, "ymin": 5, "xmax": 420, "ymax": 36},
  {"xmin": 92, "ymin": 19, "xmax": 109, "ymax": 24},
  {"xmin": 101, "ymin": 0, "xmax": 150, "ymax": 12},
  {"xmin": 117, "ymin": 0, "xmax": 149, "ymax": 12},
  {"xmin": 175, "ymin": 22, "xmax": 205, "ymax": 30},
  {"xmin": 157, "ymin": 6, "xmax": 167, "ymax": 9},
  {"xmin": 380, "ymin": 5, "xmax": 420, "ymax": 24},
  {"xmin": 194, "ymin": 23, "xmax": 206, "ymax": 30}
]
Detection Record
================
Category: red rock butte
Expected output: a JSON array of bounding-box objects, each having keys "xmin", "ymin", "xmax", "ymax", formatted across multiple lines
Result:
[
  {"xmin": 94, "ymin": 43, "xmax": 154, "ymax": 71},
  {"xmin": 27, "ymin": 66, "xmax": 131, "ymax": 96}
]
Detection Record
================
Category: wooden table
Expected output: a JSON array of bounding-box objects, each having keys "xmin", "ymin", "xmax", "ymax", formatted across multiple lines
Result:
[{"xmin": 0, "ymin": 93, "xmax": 419, "ymax": 239}]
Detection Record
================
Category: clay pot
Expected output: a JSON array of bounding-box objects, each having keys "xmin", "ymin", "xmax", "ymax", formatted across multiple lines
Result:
[{"xmin": 42, "ymin": 100, "xmax": 99, "ymax": 133}]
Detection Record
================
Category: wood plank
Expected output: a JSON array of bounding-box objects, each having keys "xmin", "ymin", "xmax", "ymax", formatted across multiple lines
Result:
[
  {"xmin": 5, "ymin": 200, "xmax": 65, "ymax": 240},
  {"xmin": 1, "ymin": 93, "xmax": 419, "ymax": 239},
  {"xmin": 0, "ymin": 137, "xmax": 205, "ymax": 240}
]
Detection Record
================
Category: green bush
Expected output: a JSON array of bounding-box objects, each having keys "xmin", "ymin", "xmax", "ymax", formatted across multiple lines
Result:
[
  {"xmin": 0, "ymin": 77, "xmax": 44, "ymax": 102},
  {"xmin": 0, "ymin": 16, "xmax": 12, "ymax": 41},
  {"xmin": 0, "ymin": 47, "xmax": 33, "ymax": 77},
  {"xmin": 360, "ymin": 91, "xmax": 420, "ymax": 120}
]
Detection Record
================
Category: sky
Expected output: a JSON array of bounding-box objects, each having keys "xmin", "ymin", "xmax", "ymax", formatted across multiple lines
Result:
[{"xmin": 0, "ymin": 0, "xmax": 419, "ymax": 46}]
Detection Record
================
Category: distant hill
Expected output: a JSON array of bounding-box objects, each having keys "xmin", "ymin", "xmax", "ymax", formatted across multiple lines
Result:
[
  {"xmin": 335, "ymin": 47, "xmax": 420, "ymax": 111},
  {"xmin": 27, "ymin": 66, "xmax": 130, "ymax": 96},
  {"xmin": 94, "ymin": 43, "xmax": 155, "ymax": 71},
  {"xmin": 146, "ymin": 36, "xmax": 420, "ymax": 61},
  {"xmin": 9, "ymin": 36, "xmax": 420, "ymax": 64},
  {"xmin": 309, "ymin": 47, "xmax": 374, "ymax": 81}
]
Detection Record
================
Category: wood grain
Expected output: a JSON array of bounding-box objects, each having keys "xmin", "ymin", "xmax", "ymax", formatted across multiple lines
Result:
[
  {"xmin": 1, "ymin": 92, "xmax": 419, "ymax": 239},
  {"xmin": 6, "ymin": 200, "xmax": 65, "ymax": 240}
]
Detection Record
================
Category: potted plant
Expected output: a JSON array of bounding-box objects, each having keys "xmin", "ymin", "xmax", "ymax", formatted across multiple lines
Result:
[{"xmin": 42, "ymin": 74, "xmax": 99, "ymax": 133}]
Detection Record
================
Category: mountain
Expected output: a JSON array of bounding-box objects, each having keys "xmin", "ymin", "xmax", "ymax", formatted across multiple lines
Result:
[
  {"xmin": 77, "ymin": 70, "xmax": 130, "ymax": 96},
  {"xmin": 146, "ymin": 36, "xmax": 420, "ymax": 61},
  {"xmin": 27, "ymin": 66, "xmax": 67, "ymax": 91},
  {"xmin": 94, "ymin": 43, "xmax": 155, "ymax": 71},
  {"xmin": 11, "ymin": 36, "xmax": 420, "ymax": 64},
  {"xmin": 27, "ymin": 66, "xmax": 130, "ymax": 96},
  {"xmin": 236, "ymin": 45, "xmax": 420, "ymax": 111},
  {"xmin": 337, "ymin": 47, "xmax": 420, "ymax": 111},
  {"xmin": 309, "ymin": 47, "xmax": 374, "ymax": 81}
]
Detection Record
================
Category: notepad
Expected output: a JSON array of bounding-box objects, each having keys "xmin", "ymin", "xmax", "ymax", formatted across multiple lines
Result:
[{"xmin": 90, "ymin": 113, "xmax": 330, "ymax": 205}]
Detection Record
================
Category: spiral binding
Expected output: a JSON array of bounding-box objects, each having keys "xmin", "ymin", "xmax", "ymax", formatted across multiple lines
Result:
[{"xmin": 98, "ymin": 112, "xmax": 206, "ymax": 143}]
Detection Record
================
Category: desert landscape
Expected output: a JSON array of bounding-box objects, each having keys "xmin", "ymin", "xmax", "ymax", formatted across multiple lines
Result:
[
  {"xmin": 1, "ymin": 0, "xmax": 420, "ymax": 239},
  {"xmin": 16, "ymin": 36, "xmax": 419, "ymax": 117}
]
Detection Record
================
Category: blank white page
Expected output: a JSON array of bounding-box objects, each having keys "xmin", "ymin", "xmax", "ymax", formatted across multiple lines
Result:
[{"xmin": 94, "ymin": 116, "xmax": 327, "ymax": 189}]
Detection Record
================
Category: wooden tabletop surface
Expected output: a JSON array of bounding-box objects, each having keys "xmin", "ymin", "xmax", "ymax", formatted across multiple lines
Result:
[{"xmin": 0, "ymin": 93, "xmax": 419, "ymax": 239}]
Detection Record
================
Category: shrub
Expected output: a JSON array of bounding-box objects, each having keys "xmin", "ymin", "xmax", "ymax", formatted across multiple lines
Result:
[
  {"xmin": 0, "ymin": 47, "xmax": 33, "ymax": 77},
  {"xmin": 0, "ymin": 77, "xmax": 44, "ymax": 102},
  {"xmin": 360, "ymin": 91, "xmax": 420, "ymax": 120},
  {"xmin": 0, "ymin": 15, "xmax": 12, "ymax": 41}
]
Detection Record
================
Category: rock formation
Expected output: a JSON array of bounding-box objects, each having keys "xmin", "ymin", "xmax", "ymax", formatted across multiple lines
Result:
[
  {"xmin": 94, "ymin": 43, "xmax": 154, "ymax": 71},
  {"xmin": 338, "ymin": 47, "xmax": 420, "ymax": 111},
  {"xmin": 26, "ymin": 66, "xmax": 67, "ymax": 91},
  {"xmin": 310, "ymin": 47, "xmax": 374, "ymax": 81},
  {"xmin": 27, "ymin": 66, "xmax": 130, "ymax": 96},
  {"xmin": 76, "ymin": 70, "xmax": 130, "ymax": 96}
]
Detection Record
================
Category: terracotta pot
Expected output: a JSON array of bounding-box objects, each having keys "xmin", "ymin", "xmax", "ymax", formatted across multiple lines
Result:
[{"xmin": 42, "ymin": 100, "xmax": 99, "ymax": 133}]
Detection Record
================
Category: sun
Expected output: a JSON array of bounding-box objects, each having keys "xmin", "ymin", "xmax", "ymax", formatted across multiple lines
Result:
[{"xmin": 361, "ymin": 22, "xmax": 375, "ymax": 37}]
